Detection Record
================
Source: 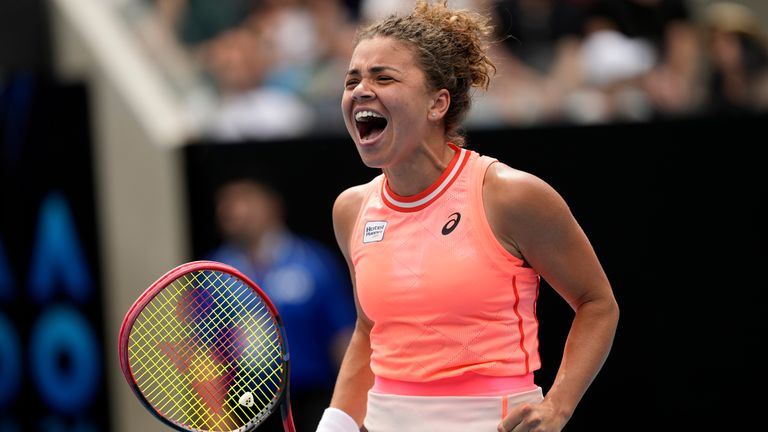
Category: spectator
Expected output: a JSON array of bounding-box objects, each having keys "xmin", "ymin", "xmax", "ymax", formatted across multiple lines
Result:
[
  {"xmin": 206, "ymin": 176, "xmax": 355, "ymax": 431},
  {"xmin": 700, "ymin": 1, "xmax": 768, "ymax": 116},
  {"xmin": 469, "ymin": 0, "xmax": 591, "ymax": 126},
  {"xmin": 575, "ymin": 0, "xmax": 702, "ymax": 122}
]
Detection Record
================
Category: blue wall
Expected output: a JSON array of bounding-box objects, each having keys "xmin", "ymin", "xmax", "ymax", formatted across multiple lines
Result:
[{"xmin": 0, "ymin": 76, "xmax": 110, "ymax": 432}]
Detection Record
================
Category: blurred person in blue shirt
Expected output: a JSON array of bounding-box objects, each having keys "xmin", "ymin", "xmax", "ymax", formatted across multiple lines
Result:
[{"xmin": 206, "ymin": 175, "xmax": 355, "ymax": 431}]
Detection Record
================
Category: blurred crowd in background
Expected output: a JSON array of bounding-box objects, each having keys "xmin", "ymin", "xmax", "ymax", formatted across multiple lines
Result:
[{"xmin": 141, "ymin": 0, "xmax": 768, "ymax": 141}]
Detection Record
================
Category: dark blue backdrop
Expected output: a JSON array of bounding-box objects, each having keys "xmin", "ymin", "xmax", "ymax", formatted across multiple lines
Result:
[{"xmin": 0, "ymin": 75, "xmax": 110, "ymax": 432}]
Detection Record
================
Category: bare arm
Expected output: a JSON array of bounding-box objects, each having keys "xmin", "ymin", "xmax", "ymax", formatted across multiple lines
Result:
[
  {"xmin": 330, "ymin": 318, "xmax": 374, "ymax": 427},
  {"xmin": 327, "ymin": 185, "xmax": 375, "ymax": 427},
  {"xmin": 484, "ymin": 163, "xmax": 619, "ymax": 431}
]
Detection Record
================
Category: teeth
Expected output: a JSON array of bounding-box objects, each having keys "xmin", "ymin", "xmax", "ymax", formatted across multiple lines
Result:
[{"xmin": 355, "ymin": 110, "xmax": 384, "ymax": 121}]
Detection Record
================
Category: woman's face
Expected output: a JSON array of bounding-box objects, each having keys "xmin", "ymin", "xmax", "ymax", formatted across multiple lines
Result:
[{"xmin": 341, "ymin": 36, "xmax": 437, "ymax": 168}]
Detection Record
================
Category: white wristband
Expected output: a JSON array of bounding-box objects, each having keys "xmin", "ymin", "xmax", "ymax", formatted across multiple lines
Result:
[{"xmin": 315, "ymin": 407, "xmax": 359, "ymax": 432}]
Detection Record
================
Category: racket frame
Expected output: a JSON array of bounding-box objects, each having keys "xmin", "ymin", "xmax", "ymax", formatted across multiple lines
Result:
[{"xmin": 118, "ymin": 260, "xmax": 295, "ymax": 432}]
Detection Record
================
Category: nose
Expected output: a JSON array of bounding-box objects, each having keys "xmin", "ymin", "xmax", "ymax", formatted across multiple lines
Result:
[{"xmin": 351, "ymin": 82, "xmax": 375, "ymax": 102}]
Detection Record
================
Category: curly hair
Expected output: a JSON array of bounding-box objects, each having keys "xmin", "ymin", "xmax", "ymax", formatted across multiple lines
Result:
[{"xmin": 354, "ymin": 0, "xmax": 496, "ymax": 147}]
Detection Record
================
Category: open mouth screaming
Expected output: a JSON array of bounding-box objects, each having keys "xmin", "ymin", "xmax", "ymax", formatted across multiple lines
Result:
[{"xmin": 355, "ymin": 110, "xmax": 388, "ymax": 142}]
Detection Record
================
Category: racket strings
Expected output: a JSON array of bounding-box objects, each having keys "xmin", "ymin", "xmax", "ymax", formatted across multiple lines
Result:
[
  {"xmin": 202, "ymin": 272, "xmax": 284, "ymax": 417},
  {"xmin": 131, "ymin": 276, "xmax": 237, "ymax": 429},
  {"xmin": 190, "ymin": 271, "xmax": 284, "ymax": 427},
  {"xmin": 186, "ymin": 271, "xmax": 282, "ymax": 426},
  {"xmin": 131, "ymin": 271, "xmax": 280, "ymax": 430},
  {"xmin": 128, "ymin": 269, "xmax": 286, "ymax": 431},
  {"xmin": 131, "ymin": 286, "xmax": 202, "ymax": 418}
]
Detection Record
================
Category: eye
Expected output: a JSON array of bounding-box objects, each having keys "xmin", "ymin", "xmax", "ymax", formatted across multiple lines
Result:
[
  {"xmin": 345, "ymin": 79, "xmax": 359, "ymax": 89},
  {"xmin": 377, "ymin": 76, "xmax": 393, "ymax": 83}
]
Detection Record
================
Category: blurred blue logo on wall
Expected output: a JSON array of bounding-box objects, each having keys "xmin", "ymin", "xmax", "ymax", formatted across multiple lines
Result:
[{"xmin": 0, "ymin": 76, "xmax": 109, "ymax": 431}]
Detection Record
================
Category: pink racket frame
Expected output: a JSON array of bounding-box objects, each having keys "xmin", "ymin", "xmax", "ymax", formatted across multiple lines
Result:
[{"xmin": 118, "ymin": 260, "xmax": 296, "ymax": 432}]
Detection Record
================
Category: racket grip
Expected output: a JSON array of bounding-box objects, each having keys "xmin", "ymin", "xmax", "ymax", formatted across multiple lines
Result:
[
  {"xmin": 282, "ymin": 400, "xmax": 297, "ymax": 432},
  {"xmin": 315, "ymin": 407, "xmax": 359, "ymax": 432}
]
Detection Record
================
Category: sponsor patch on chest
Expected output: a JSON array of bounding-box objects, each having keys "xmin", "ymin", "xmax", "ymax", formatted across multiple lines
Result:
[{"xmin": 363, "ymin": 220, "xmax": 387, "ymax": 243}]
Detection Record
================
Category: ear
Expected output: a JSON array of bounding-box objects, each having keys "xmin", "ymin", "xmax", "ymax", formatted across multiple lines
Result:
[{"xmin": 428, "ymin": 89, "xmax": 450, "ymax": 121}]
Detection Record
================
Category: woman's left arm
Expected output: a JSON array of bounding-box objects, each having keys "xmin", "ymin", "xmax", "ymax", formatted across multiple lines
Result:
[{"xmin": 483, "ymin": 163, "xmax": 620, "ymax": 432}]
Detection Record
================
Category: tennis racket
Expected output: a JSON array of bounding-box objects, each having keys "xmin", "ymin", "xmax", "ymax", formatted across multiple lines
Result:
[{"xmin": 119, "ymin": 260, "xmax": 296, "ymax": 432}]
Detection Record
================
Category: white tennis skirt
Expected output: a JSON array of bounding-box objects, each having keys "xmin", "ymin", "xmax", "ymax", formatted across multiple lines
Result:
[{"xmin": 363, "ymin": 387, "xmax": 544, "ymax": 432}]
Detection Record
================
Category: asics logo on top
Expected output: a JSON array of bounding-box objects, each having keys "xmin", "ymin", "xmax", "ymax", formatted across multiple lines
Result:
[{"xmin": 441, "ymin": 212, "xmax": 461, "ymax": 235}]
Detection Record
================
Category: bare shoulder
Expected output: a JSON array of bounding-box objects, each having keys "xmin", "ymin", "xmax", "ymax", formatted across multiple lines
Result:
[
  {"xmin": 333, "ymin": 183, "xmax": 369, "ymax": 226},
  {"xmin": 483, "ymin": 162, "xmax": 568, "ymax": 216},
  {"xmin": 482, "ymin": 161, "xmax": 577, "ymax": 260},
  {"xmin": 332, "ymin": 182, "xmax": 371, "ymax": 256}
]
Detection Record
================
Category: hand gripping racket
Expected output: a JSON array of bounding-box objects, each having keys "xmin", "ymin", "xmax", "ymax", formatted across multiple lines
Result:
[{"xmin": 119, "ymin": 261, "xmax": 296, "ymax": 432}]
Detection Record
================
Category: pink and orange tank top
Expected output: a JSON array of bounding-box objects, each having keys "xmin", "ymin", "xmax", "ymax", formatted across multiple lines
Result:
[{"xmin": 349, "ymin": 144, "xmax": 541, "ymax": 390}]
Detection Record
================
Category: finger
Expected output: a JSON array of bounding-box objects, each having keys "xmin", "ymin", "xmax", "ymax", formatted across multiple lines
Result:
[
  {"xmin": 497, "ymin": 407, "xmax": 523, "ymax": 432},
  {"xmin": 498, "ymin": 404, "xmax": 531, "ymax": 432}
]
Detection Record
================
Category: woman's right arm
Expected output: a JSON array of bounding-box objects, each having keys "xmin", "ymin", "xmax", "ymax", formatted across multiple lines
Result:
[
  {"xmin": 325, "ymin": 185, "xmax": 374, "ymax": 428},
  {"xmin": 330, "ymin": 317, "xmax": 374, "ymax": 426}
]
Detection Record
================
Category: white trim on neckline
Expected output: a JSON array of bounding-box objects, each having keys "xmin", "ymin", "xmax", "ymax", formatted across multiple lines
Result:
[{"xmin": 382, "ymin": 147, "xmax": 468, "ymax": 209}]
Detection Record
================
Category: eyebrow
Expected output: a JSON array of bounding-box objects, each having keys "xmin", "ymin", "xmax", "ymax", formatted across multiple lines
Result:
[{"xmin": 346, "ymin": 65, "xmax": 402, "ymax": 77}]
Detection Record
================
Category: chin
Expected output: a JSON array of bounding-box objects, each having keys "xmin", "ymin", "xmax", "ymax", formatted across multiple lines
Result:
[
  {"xmin": 355, "ymin": 148, "xmax": 385, "ymax": 169},
  {"xmin": 362, "ymin": 146, "xmax": 400, "ymax": 170}
]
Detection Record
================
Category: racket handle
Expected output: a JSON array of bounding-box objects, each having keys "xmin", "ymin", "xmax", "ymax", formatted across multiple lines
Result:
[{"xmin": 282, "ymin": 401, "xmax": 297, "ymax": 432}]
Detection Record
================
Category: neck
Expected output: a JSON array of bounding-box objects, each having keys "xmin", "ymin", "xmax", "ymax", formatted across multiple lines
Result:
[{"xmin": 383, "ymin": 141, "xmax": 456, "ymax": 197}]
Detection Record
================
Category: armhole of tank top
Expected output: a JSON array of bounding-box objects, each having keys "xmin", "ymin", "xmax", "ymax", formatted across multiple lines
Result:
[
  {"xmin": 348, "ymin": 176, "xmax": 381, "ymax": 259},
  {"xmin": 472, "ymin": 156, "xmax": 527, "ymax": 268}
]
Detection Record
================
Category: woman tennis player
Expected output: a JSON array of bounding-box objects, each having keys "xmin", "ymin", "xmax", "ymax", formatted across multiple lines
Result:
[{"xmin": 316, "ymin": 1, "xmax": 619, "ymax": 431}]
